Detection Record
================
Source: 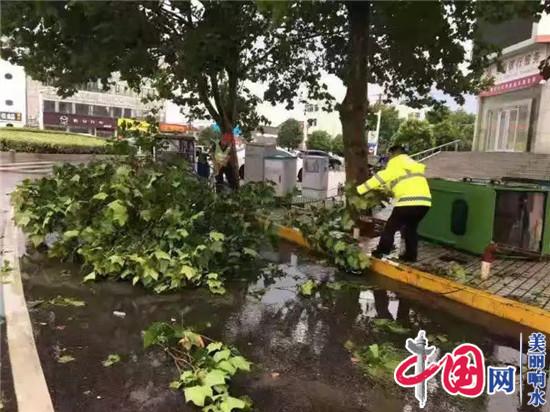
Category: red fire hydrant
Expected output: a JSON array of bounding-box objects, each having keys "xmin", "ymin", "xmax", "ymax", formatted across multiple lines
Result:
[{"xmin": 481, "ymin": 242, "xmax": 497, "ymax": 280}]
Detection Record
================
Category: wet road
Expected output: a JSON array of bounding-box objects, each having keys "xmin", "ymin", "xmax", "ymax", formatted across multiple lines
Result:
[{"xmin": 21, "ymin": 244, "xmax": 550, "ymax": 412}]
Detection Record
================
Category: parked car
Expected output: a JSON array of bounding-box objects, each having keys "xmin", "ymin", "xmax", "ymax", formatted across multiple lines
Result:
[{"xmin": 297, "ymin": 150, "xmax": 344, "ymax": 181}]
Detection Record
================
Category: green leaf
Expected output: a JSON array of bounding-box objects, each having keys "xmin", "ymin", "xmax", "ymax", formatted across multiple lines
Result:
[
  {"xmin": 70, "ymin": 174, "xmax": 80, "ymax": 182},
  {"xmin": 213, "ymin": 349, "xmax": 231, "ymax": 363},
  {"xmin": 92, "ymin": 192, "xmax": 108, "ymax": 200},
  {"xmin": 102, "ymin": 353, "xmax": 121, "ymax": 367},
  {"xmin": 183, "ymin": 385, "xmax": 213, "ymax": 407},
  {"xmin": 299, "ymin": 279, "xmax": 316, "ymax": 296},
  {"xmin": 132, "ymin": 275, "xmax": 140, "ymax": 286},
  {"xmin": 57, "ymin": 354, "xmax": 75, "ymax": 364},
  {"xmin": 229, "ymin": 356, "xmax": 251, "ymax": 372},
  {"xmin": 203, "ymin": 369, "xmax": 227, "ymax": 387},
  {"xmin": 368, "ymin": 344, "xmax": 379, "ymax": 359},
  {"xmin": 107, "ymin": 200, "xmax": 128, "ymax": 226},
  {"xmin": 153, "ymin": 249, "xmax": 171, "ymax": 261},
  {"xmin": 209, "ymin": 231, "xmax": 225, "ymax": 241},
  {"xmin": 48, "ymin": 296, "xmax": 85, "ymax": 307},
  {"xmin": 180, "ymin": 265, "xmax": 197, "ymax": 280},
  {"xmin": 242, "ymin": 247, "xmax": 258, "ymax": 257},
  {"xmin": 83, "ymin": 272, "xmax": 96, "ymax": 282},
  {"xmin": 169, "ymin": 380, "xmax": 181, "ymax": 390},
  {"xmin": 207, "ymin": 342, "xmax": 223, "ymax": 353},
  {"xmin": 219, "ymin": 396, "xmax": 246, "ymax": 412},
  {"xmin": 217, "ymin": 360, "xmax": 237, "ymax": 375},
  {"xmin": 63, "ymin": 230, "xmax": 79, "ymax": 240},
  {"xmin": 30, "ymin": 234, "xmax": 44, "ymax": 247}
]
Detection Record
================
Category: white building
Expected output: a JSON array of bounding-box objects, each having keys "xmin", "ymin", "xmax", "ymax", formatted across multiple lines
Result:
[
  {"xmin": 473, "ymin": 14, "xmax": 550, "ymax": 154},
  {"xmin": 0, "ymin": 59, "xmax": 165, "ymax": 136},
  {"xmin": 27, "ymin": 75, "xmax": 165, "ymax": 137},
  {"xmin": 0, "ymin": 59, "xmax": 26, "ymax": 127}
]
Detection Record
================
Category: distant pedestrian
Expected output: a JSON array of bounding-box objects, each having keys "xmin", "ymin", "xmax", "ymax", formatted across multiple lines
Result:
[{"xmin": 356, "ymin": 145, "xmax": 431, "ymax": 262}]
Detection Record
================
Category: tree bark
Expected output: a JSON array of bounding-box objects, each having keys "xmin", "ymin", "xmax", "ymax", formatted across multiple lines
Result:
[{"xmin": 339, "ymin": 1, "xmax": 370, "ymax": 186}]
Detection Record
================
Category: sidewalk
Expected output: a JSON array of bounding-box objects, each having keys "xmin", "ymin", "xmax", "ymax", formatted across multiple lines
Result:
[{"xmin": 358, "ymin": 236, "xmax": 550, "ymax": 312}]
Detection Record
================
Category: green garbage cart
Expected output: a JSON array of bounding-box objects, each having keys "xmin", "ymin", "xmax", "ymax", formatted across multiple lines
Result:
[{"xmin": 418, "ymin": 178, "xmax": 550, "ymax": 256}]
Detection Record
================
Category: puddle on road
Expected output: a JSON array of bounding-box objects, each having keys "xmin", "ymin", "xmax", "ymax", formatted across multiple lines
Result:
[{"xmin": 20, "ymin": 242, "xmax": 548, "ymax": 412}]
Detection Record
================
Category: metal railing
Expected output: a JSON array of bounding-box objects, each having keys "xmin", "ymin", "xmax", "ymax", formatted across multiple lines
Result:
[{"xmin": 410, "ymin": 139, "xmax": 461, "ymax": 162}]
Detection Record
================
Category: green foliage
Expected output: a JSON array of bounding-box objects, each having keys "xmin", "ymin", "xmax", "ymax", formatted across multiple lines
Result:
[
  {"xmin": 370, "ymin": 105, "xmax": 403, "ymax": 154},
  {"xmin": 298, "ymin": 279, "xmax": 317, "ymax": 297},
  {"xmin": 306, "ymin": 130, "xmax": 333, "ymax": 152},
  {"xmin": 331, "ymin": 134, "xmax": 344, "ymax": 156},
  {"xmin": 371, "ymin": 319, "xmax": 410, "ymax": 335},
  {"xmin": 434, "ymin": 110, "xmax": 476, "ymax": 149},
  {"xmin": 113, "ymin": 119, "xmax": 168, "ymax": 157},
  {"xmin": 144, "ymin": 322, "xmax": 252, "ymax": 411},
  {"xmin": 0, "ymin": 128, "xmax": 110, "ymax": 154},
  {"xmin": 11, "ymin": 159, "xmax": 277, "ymax": 294},
  {"xmin": 277, "ymin": 118, "xmax": 303, "ymax": 150},
  {"xmin": 290, "ymin": 188, "xmax": 388, "ymax": 273},
  {"xmin": 425, "ymin": 105, "xmax": 451, "ymax": 125},
  {"xmin": 345, "ymin": 340, "xmax": 404, "ymax": 380},
  {"xmin": 102, "ymin": 354, "xmax": 121, "ymax": 367},
  {"xmin": 198, "ymin": 127, "xmax": 221, "ymax": 147},
  {"xmin": 392, "ymin": 119, "xmax": 434, "ymax": 154},
  {"xmin": 47, "ymin": 296, "xmax": 85, "ymax": 307}
]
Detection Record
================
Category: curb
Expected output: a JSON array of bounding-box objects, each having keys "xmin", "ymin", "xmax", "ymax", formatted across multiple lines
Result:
[
  {"xmin": 2, "ymin": 208, "xmax": 54, "ymax": 412},
  {"xmin": 274, "ymin": 223, "xmax": 550, "ymax": 335}
]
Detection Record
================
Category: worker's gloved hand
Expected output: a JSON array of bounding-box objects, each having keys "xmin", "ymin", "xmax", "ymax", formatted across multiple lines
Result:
[{"xmin": 356, "ymin": 183, "xmax": 368, "ymax": 195}]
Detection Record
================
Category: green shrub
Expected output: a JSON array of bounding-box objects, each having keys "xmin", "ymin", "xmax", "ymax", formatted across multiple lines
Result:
[{"xmin": 0, "ymin": 128, "xmax": 110, "ymax": 154}]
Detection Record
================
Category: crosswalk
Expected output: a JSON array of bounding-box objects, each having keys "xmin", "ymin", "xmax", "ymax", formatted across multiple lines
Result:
[{"xmin": 0, "ymin": 160, "xmax": 73, "ymax": 174}]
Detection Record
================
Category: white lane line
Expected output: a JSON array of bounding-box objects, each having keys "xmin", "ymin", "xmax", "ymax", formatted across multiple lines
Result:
[{"xmin": 2, "ymin": 208, "xmax": 54, "ymax": 412}]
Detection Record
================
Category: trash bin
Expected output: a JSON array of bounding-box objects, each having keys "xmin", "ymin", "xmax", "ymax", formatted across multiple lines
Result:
[
  {"xmin": 302, "ymin": 155, "xmax": 330, "ymax": 200},
  {"xmin": 244, "ymin": 142, "xmax": 277, "ymax": 183},
  {"xmin": 264, "ymin": 154, "xmax": 297, "ymax": 196},
  {"xmin": 419, "ymin": 178, "xmax": 550, "ymax": 256}
]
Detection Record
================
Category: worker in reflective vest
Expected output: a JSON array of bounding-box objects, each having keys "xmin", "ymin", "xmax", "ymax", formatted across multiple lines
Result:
[
  {"xmin": 211, "ymin": 132, "xmax": 235, "ymax": 191},
  {"xmin": 356, "ymin": 145, "xmax": 431, "ymax": 262}
]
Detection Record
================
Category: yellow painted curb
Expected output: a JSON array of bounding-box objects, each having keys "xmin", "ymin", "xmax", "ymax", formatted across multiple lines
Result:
[{"xmin": 274, "ymin": 223, "xmax": 550, "ymax": 334}]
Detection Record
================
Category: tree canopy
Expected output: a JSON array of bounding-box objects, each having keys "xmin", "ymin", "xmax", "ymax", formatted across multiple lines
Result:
[
  {"xmin": 392, "ymin": 119, "xmax": 434, "ymax": 154},
  {"xmin": 0, "ymin": 0, "xmax": 324, "ymax": 188},
  {"xmin": 307, "ymin": 130, "xmax": 333, "ymax": 152},
  {"xmin": 277, "ymin": 119, "xmax": 303, "ymax": 149}
]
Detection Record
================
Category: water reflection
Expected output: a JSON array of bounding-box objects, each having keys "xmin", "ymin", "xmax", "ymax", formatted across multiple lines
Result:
[{"xmin": 19, "ymin": 245, "xmax": 549, "ymax": 412}]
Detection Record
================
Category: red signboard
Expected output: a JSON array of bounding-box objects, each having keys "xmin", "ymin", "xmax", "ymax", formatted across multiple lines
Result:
[
  {"xmin": 43, "ymin": 112, "xmax": 116, "ymax": 129},
  {"xmin": 479, "ymin": 74, "xmax": 543, "ymax": 97}
]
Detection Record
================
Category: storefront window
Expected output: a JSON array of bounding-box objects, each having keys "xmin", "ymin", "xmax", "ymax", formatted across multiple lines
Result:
[
  {"xmin": 59, "ymin": 102, "xmax": 73, "ymax": 114},
  {"xmin": 111, "ymin": 107, "xmax": 122, "ymax": 118},
  {"xmin": 123, "ymin": 108, "xmax": 133, "ymax": 117},
  {"xmin": 75, "ymin": 104, "xmax": 90, "ymax": 115},
  {"xmin": 92, "ymin": 105, "xmax": 109, "ymax": 117},
  {"xmin": 483, "ymin": 101, "xmax": 531, "ymax": 152},
  {"xmin": 43, "ymin": 100, "xmax": 56, "ymax": 112}
]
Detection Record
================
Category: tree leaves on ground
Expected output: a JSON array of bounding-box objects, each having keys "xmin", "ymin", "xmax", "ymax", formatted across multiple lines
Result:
[
  {"xmin": 11, "ymin": 159, "xmax": 277, "ymax": 295},
  {"xmin": 144, "ymin": 322, "xmax": 252, "ymax": 411}
]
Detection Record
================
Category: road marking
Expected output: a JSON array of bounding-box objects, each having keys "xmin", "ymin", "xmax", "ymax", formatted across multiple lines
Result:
[{"xmin": 2, "ymin": 208, "xmax": 54, "ymax": 412}]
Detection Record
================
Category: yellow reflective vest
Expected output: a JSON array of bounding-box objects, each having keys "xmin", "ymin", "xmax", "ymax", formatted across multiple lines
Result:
[
  {"xmin": 356, "ymin": 154, "xmax": 432, "ymax": 207},
  {"xmin": 213, "ymin": 142, "xmax": 230, "ymax": 169}
]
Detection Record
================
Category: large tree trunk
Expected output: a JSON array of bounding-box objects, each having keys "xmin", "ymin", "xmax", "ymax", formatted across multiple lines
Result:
[{"xmin": 339, "ymin": 1, "xmax": 370, "ymax": 186}]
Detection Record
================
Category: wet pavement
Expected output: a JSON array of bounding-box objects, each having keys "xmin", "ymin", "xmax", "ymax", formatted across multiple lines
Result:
[
  {"xmin": 20, "ymin": 243, "xmax": 549, "ymax": 412},
  {"xmin": 2, "ymin": 154, "xmax": 550, "ymax": 412}
]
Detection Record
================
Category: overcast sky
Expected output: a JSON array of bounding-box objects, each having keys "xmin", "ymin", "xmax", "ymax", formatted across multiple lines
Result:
[{"xmin": 165, "ymin": 72, "xmax": 478, "ymax": 126}]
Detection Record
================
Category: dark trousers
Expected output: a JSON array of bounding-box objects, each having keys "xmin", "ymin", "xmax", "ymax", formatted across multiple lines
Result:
[
  {"xmin": 215, "ymin": 166, "xmax": 237, "ymax": 192},
  {"xmin": 376, "ymin": 206, "xmax": 430, "ymax": 260}
]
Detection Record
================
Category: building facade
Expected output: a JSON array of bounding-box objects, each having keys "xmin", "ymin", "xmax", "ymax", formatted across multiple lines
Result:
[
  {"xmin": 473, "ymin": 15, "xmax": 550, "ymax": 154},
  {"xmin": 26, "ymin": 76, "xmax": 165, "ymax": 137},
  {"xmin": 0, "ymin": 59, "xmax": 26, "ymax": 127},
  {"xmin": 1, "ymin": 59, "xmax": 165, "ymax": 136}
]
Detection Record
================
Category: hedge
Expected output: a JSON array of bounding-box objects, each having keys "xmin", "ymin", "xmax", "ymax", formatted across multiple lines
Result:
[{"xmin": 0, "ymin": 128, "xmax": 112, "ymax": 154}]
